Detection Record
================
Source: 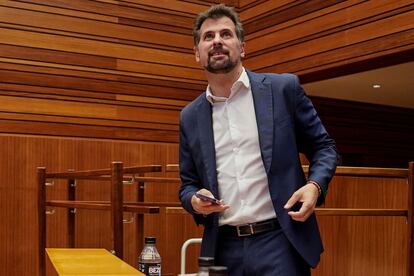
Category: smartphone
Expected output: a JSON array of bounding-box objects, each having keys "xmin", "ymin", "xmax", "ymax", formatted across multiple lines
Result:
[{"xmin": 195, "ymin": 193, "xmax": 222, "ymax": 205}]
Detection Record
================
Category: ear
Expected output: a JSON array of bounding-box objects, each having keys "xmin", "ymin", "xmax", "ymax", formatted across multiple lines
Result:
[
  {"xmin": 194, "ymin": 46, "xmax": 200, "ymax": 62},
  {"xmin": 240, "ymin": 42, "xmax": 246, "ymax": 58}
]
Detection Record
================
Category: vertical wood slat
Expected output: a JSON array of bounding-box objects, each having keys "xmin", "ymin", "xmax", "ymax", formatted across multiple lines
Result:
[
  {"xmin": 37, "ymin": 167, "xmax": 46, "ymax": 276},
  {"xmin": 111, "ymin": 161, "xmax": 124, "ymax": 259},
  {"xmin": 136, "ymin": 173, "xmax": 145, "ymax": 258},
  {"xmin": 408, "ymin": 161, "xmax": 414, "ymax": 276},
  {"xmin": 67, "ymin": 172, "xmax": 76, "ymax": 248}
]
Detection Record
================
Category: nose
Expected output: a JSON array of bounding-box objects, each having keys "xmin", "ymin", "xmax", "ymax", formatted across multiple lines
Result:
[{"xmin": 212, "ymin": 33, "xmax": 222, "ymax": 45}]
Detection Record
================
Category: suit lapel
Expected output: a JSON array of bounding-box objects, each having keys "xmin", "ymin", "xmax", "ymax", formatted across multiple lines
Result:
[
  {"xmin": 196, "ymin": 97, "xmax": 219, "ymax": 196},
  {"xmin": 248, "ymin": 71, "xmax": 274, "ymax": 173}
]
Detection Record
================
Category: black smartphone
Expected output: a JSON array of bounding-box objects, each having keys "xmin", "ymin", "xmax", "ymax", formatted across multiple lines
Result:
[{"xmin": 195, "ymin": 193, "xmax": 222, "ymax": 205}]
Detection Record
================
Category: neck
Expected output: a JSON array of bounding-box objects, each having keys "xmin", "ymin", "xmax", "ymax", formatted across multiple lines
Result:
[{"xmin": 206, "ymin": 65, "xmax": 243, "ymax": 98}]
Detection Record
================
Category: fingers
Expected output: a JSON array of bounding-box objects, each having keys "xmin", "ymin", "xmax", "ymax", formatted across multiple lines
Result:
[
  {"xmin": 287, "ymin": 201, "xmax": 313, "ymax": 222},
  {"xmin": 191, "ymin": 189, "xmax": 229, "ymax": 216},
  {"xmin": 197, "ymin": 188, "xmax": 214, "ymax": 197},
  {"xmin": 284, "ymin": 185, "xmax": 318, "ymax": 222},
  {"xmin": 201, "ymin": 204, "xmax": 230, "ymax": 215},
  {"xmin": 194, "ymin": 200, "xmax": 229, "ymax": 215},
  {"xmin": 284, "ymin": 191, "xmax": 300, "ymax": 209}
]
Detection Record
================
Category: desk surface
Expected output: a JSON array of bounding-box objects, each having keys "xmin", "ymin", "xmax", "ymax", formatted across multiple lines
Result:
[{"xmin": 46, "ymin": 248, "xmax": 144, "ymax": 275}]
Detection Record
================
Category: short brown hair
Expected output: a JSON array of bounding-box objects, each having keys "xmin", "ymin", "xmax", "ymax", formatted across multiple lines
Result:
[{"xmin": 193, "ymin": 4, "xmax": 244, "ymax": 46}]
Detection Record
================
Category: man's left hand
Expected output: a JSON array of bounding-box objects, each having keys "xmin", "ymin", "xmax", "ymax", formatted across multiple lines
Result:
[{"xmin": 284, "ymin": 183, "xmax": 319, "ymax": 222}]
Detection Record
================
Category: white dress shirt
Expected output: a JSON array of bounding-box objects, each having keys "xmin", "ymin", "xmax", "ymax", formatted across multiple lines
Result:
[{"xmin": 206, "ymin": 68, "xmax": 277, "ymax": 226}]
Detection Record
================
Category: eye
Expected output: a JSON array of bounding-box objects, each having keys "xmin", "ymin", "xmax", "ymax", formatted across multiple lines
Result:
[
  {"xmin": 221, "ymin": 31, "xmax": 232, "ymax": 39},
  {"xmin": 204, "ymin": 32, "xmax": 214, "ymax": 41}
]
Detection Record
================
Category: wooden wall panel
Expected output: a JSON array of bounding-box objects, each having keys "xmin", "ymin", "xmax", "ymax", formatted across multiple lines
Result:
[
  {"xmin": 0, "ymin": 28, "xmax": 197, "ymax": 68},
  {"xmin": 314, "ymin": 175, "xmax": 408, "ymax": 276},
  {"xmin": 0, "ymin": 5, "xmax": 192, "ymax": 49},
  {"xmin": 240, "ymin": 0, "xmax": 295, "ymax": 19},
  {"xmin": 243, "ymin": 0, "xmax": 414, "ymax": 78},
  {"xmin": 0, "ymin": 0, "xmax": 207, "ymax": 145},
  {"xmin": 242, "ymin": 0, "xmax": 344, "ymax": 34},
  {"xmin": 0, "ymin": 134, "xmax": 204, "ymax": 276},
  {"xmin": 0, "ymin": 1, "xmax": 413, "ymax": 276},
  {"xmin": 238, "ymin": 0, "xmax": 263, "ymax": 9}
]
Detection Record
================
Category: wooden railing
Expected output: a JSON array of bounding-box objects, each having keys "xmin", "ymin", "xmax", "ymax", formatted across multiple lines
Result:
[
  {"xmin": 166, "ymin": 162, "xmax": 414, "ymax": 276},
  {"xmin": 38, "ymin": 162, "xmax": 414, "ymax": 276},
  {"xmin": 37, "ymin": 162, "xmax": 162, "ymax": 276}
]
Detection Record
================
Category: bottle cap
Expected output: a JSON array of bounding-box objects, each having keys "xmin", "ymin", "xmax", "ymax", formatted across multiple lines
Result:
[
  {"xmin": 198, "ymin": 256, "xmax": 214, "ymax": 267},
  {"xmin": 209, "ymin": 266, "xmax": 228, "ymax": 275},
  {"xmin": 144, "ymin": 236, "xmax": 156, "ymax": 244}
]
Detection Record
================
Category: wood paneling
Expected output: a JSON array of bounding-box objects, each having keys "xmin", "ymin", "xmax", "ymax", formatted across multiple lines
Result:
[
  {"xmin": 0, "ymin": 6, "xmax": 193, "ymax": 50},
  {"xmin": 245, "ymin": 9, "xmax": 414, "ymax": 71},
  {"xmin": 243, "ymin": 1, "xmax": 414, "ymax": 76},
  {"xmin": 243, "ymin": 0, "xmax": 345, "ymax": 34},
  {"xmin": 0, "ymin": 0, "xmax": 413, "ymax": 276},
  {"xmin": 0, "ymin": 0, "xmax": 206, "ymax": 147},
  {"xmin": 0, "ymin": 28, "xmax": 197, "ymax": 68},
  {"xmin": 0, "ymin": 135, "xmax": 202, "ymax": 276},
  {"xmin": 240, "ymin": 0, "xmax": 295, "ymax": 19},
  {"xmin": 238, "ymin": 0, "xmax": 265, "ymax": 9},
  {"xmin": 314, "ymin": 175, "xmax": 408, "ymax": 276}
]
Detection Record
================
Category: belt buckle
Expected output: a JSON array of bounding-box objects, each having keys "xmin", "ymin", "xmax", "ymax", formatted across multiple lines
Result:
[{"xmin": 236, "ymin": 224, "xmax": 255, "ymax": 237}]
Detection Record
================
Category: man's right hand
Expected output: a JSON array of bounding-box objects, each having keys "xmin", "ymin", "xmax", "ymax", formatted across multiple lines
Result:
[{"xmin": 191, "ymin": 189, "xmax": 230, "ymax": 216}]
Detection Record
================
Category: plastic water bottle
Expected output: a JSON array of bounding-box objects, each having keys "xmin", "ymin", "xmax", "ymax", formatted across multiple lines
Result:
[
  {"xmin": 197, "ymin": 256, "xmax": 214, "ymax": 275},
  {"xmin": 208, "ymin": 266, "xmax": 228, "ymax": 276},
  {"xmin": 138, "ymin": 237, "xmax": 161, "ymax": 276}
]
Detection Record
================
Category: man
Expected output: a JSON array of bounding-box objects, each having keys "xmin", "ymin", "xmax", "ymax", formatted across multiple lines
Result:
[{"xmin": 179, "ymin": 4, "xmax": 338, "ymax": 276}]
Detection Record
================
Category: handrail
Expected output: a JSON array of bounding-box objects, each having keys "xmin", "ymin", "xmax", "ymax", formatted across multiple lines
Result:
[
  {"xmin": 302, "ymin": 165, "xmax": 409, "ymax": 178},
  {"xmin": 166, "ymin": 164, "xmax": 179, "ymax": 172},
  {"xmin": 45, "ymin": 165, "xmax": 162, "ymax": 178},
  {"xmin": 134, "ymin": 176, "xmax": 181, "ymax": 183},
  {"xmin": 315, "ymin": 208, "xmax": 407, "ymax": 216},
  {"xmin": 165, "ymin": 207, "xmax": 407, "ymax": 217},
  {"xmin": 167, "ymin": 164, "xmax": 409, "ymax": 178},
  {"xmin": 46, "ymin": 200, "xmax": 160, "ymax": 213}
]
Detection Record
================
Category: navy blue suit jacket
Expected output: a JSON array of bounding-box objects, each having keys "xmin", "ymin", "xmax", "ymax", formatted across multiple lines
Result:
[{"xmin": 179, "ymin": 71, "xmax": 338, "ymax": 268}]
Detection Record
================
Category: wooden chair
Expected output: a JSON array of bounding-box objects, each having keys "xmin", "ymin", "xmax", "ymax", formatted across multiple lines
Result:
[{"xmin": 37, "ymin": 162, "xmax": 162, "ymax": 276}]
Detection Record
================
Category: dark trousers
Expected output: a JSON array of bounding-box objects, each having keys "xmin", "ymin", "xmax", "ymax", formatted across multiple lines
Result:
[{"xmin": 216, "ymin": 228, "xmax": 311, "ymax": 276}]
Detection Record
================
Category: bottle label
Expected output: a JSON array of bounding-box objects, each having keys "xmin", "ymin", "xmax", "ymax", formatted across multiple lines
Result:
[{"xmin": 138, "ymin": 262, "xmax": 161, "ymax": 276}]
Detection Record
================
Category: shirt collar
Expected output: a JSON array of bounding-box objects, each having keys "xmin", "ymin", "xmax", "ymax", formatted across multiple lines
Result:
[{"xmin": 206, "ymin": 67, "xmax": 250, "ymax": 104}]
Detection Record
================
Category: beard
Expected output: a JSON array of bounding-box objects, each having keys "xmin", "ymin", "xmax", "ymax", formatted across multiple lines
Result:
[{"xmin": 204, "ymin": 49, "xmax": 240, "ymax": 74}]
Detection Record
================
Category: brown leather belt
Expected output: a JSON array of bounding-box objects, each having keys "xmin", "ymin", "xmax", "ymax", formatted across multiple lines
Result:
[{"xmin": 219, "ymin": 218, "xmax": 281, "ymax": 237}]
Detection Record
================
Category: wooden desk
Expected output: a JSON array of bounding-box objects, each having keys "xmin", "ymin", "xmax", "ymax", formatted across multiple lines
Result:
[{"xmin": 46, "ymin": 248, "xmax": 143, "ymax": 275}]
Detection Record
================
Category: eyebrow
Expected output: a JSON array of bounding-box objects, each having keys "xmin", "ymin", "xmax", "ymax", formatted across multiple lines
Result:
[{"xmin": 202, "ymin": 28, "xmax": 233, "ymax": 36}]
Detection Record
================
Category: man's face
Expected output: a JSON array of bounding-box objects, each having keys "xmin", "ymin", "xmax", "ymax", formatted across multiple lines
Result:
[{"xmin": 194, "ymin": 16, "xmax": 245, "ymax": 74}]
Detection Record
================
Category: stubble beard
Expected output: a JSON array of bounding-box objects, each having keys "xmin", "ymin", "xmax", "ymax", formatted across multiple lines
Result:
[{"xmin": 205, "ymin": 54, "xmax": 240, "ymax": 74}]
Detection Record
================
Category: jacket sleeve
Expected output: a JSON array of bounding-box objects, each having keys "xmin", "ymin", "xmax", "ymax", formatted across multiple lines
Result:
[
  {"xmin": 292, "ymin": 75, "xmax": 339, "ymax": 205},
  {"xmin": 178, "ymin": 111, "xmax": 205, "ymax": 225}
]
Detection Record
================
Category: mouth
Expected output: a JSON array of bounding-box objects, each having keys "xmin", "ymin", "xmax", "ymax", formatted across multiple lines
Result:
[{"xmin": 209, "ymin": 49, "xmax": 229, "ymax": 58}]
